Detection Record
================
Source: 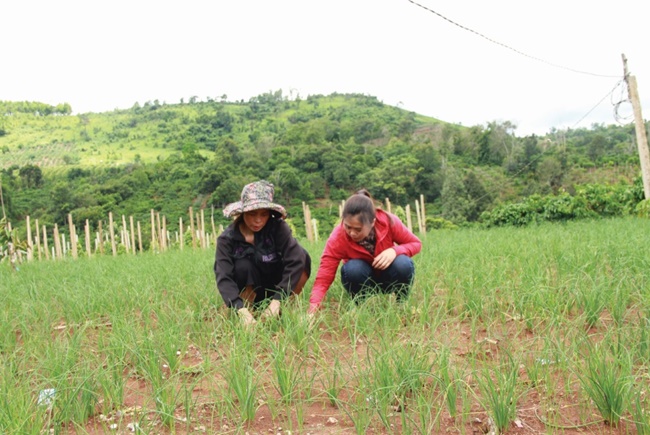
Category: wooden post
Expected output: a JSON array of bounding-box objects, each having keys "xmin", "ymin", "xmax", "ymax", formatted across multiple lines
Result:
[
  {"xmin": 137, "ymin": 221, "xmax": 143, "ymax": 253},
  {"xmin": 25, "ymin": 216, "xmax": 33, "ymax": 261},
  {"xmin": 42, "ymin": 225, "xmax": 50, "ymax": 260},
  {"xmin": 161, "ymin": 215, "xmax": 167, "ymax": 251},
  {"xmin": 97, "ymin": 220, "xmax": 104, "ymax": 255},
  {"xmin": 156, "ymin": 212, "xmax": 164, "ymax": 251},
  {"xmin": 53, "ymin": 224, "xmax": 62, "ymax": 259},
  {"xmin": 302, "ymin": 202, "xmax": 314, "ymax": 242},
  {"xmin": 195, "ymin": 212, "xmax": 201, "ymax": 248},
  {"xmin": 179, "ymin": 217, "xmax": 184, "ymax": 251},
  {"xmin": 312, "ymin": 218, "xmax": 319, "ymax": 242},
  {"xmin": 109, "ymin": 212, "xmax": 117, "ymax": 256},
  {"xmin": 420, "ymin": 194, "xmax": 426, "ymax": 234},
  {"xmin": 84, "ymin": 219, "xmax": 92, "ymax": 257},
  {"xmin": 415, "ymin": 199, "xmax": 423, "ymax": 234},
  {"xmin": 0, "ymin": 177, "xmax": 5, "ymax": 220},
  {"xmin": 35, "ymin": 218, "xmax": 42, "ymax": 260},
  {"xmin": 121, "ymin": 215, "xmax": 129, "ymax": 252},
  {"xmin": 405, "ymin": 204, "xmax": 413, "ymax": 232},
  {"xmin": 129, "ymin": 216, "xmax": 136, "ymax": 255},
  {"xmin": 68, "ymin": 214, "xmax": 78, "ymax": 258},
  {"xmin": 189, "ymin": 207, "xmax": 196, "ymax": 249},
  {"xmin": 385, "ymin": 198, "xmax": 392, "ymax": 214},
  {"xmin": 211, "ymin": 206, "xmax": 217, "ymax": 244},
  {"xmin": 623, "ymin": 54, "xmax": 650, "ymax": 199},
  {"xmin": 150, "ymin": 209, "xmax": 157, "ymax": 252},
  {"xmin": 200, "ymin": 208, "xmax": 206, "ymax": 248}
]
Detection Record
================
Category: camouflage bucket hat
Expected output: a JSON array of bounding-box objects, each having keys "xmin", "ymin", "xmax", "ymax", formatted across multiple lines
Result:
[{"xmin": 222, "ymin": 180, "xmax": 286, "ymax": 218}]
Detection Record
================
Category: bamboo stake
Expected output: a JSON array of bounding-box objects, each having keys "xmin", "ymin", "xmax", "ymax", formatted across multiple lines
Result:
[
  {"xmin": 179, "ymin": 217, "xmax": 184, "ymax": 251},
  {"xmin": 211, "ymin": 206, "xmax": 217, "ymax": 244},
  {"xmin": 84, "ymin": 219, "xmax": 92, "ymax": 257},
  {"xmin": 129, "ymin": 216, "xmax": 136, "ymax": 255},
  {"xmin": 312, "ymin": 218, "xmax": 319, "ymax": 242},
  {"xmin": 109, "ymin": 212, "xmax": 117, "ymax": 256},
  {"xmin": 122, "ymin": 228, "xmax": 129, "ymax": 253},
  {"xmin": 25, "ymin": 215, "xmax": 33, "ymax": 261},
  {"xmin": 420, "ymin": 194, "xmax": 426, "ymax": 234},
  {"xmin": 35, "ymin": 218, "xmax": 42, "ymax": 260},
  {"xmin": 162, "ymin": 215, "xmax": 167, "ymax": 251},
  {"xmin": 98, "ymin": 220, "xmax": 104, "ymax": 255},
  {"xmin": 302, "ymin": 202, "xmax": 314, "ymax": 242},
  {"xmin": 195, "ymin": 212, "xmax": 201, "ymax": 248},
  {"xmin": 189, "ymin": 207, "xmax": 196, "ymax": 249},
  {"xmin": 67, "ymin": 214, "xmax": 78, "ymax": 258},
  {"xmin": 385, "ymin": 198, "xmax": 392, "ymax": 214},
  {"xmin": 137, "ymin": 221, "xmax": 143, "ymax": 253},
  {"xmin": 150, "ymin": 209, "xmax": 157, "ymax": 252},
  {"xmin": 53, "ymin": 224, "xmax": 62, "ymax": 259},
  {"xmin": 121, "ymin": 215, "xmax": 129, "ymax": 252},
  {"xmin": 415, "ymin": 199, "xmax": 423, "ymax": 234},
  {"xmin": 156, "ymin": 212, "xmax": 163, "ymax": 251},
  {"xmin": 42, "ymin": 225, "xmax": 50, "ymax": 260},
  {"xmin": 62, "ymin": 233, "xmax": 68, "ymax": 256},
  {"xmin": 200, "ymin": 208, "xmax": 206, "ymax": 248}
]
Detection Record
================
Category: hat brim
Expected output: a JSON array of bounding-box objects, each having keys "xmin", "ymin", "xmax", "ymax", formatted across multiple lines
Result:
[{"xmin": 223, "ymin": 200, "xmax": 286, "ymax": 218}]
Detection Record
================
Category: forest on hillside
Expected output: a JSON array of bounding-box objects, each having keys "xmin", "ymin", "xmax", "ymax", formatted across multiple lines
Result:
[{"xmin": 0, "ymin": 91, "xmax": 647, "ymax": 242}]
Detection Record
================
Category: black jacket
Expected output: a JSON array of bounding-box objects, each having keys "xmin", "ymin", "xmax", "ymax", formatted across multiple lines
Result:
[{"xmin": 214, "ymin": 217, "xmax": 309, "ymax": 309}]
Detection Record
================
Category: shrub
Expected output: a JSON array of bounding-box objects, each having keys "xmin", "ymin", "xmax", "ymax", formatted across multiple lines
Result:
[{"xmin": 635, "ymin": 199, "xmax": 650, "ymax": 218}]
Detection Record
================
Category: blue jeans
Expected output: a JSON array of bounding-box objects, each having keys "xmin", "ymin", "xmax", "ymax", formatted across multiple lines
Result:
[{"xmin": 341, "ymin": 255, "xmax": 415, "ymax": 302}]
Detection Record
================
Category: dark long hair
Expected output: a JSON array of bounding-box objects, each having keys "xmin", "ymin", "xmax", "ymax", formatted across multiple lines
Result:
[{"xmin": 342, "ymin": 189, "xmax": 377, "ymax": 225}]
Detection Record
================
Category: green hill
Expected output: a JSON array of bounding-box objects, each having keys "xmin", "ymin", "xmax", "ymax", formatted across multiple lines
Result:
[{"xmin": 0, "ymin": 91, "xmax": 646, "ymax": 240}]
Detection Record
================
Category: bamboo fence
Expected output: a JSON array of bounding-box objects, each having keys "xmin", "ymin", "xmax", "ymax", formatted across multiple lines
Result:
[{"xmin": 6, "ymin": 196, "xmax": 427, "ymax": 263}]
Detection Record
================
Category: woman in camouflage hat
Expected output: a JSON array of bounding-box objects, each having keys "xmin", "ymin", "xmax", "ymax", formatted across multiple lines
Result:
[{"xmin": 214, "ymin": 180, "xmax": 311, "ymax": 326}]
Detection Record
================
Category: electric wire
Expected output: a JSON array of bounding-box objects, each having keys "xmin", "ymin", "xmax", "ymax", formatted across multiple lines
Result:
[
  {"xmin": 572, "ymin": 79, "xmax": 625, "ymax": 129},
  {"xmin": 405, "ymin": 0, "xmax": 635, "ymax": 131},
  {"xmin": 405, "ymin": 0, "xmax": 620, "ymax": 79}
]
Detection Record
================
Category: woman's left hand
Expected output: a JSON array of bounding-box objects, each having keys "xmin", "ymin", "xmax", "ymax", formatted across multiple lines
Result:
[
  {"xmin": 262, "ymin": 299, "xmax": 281, "ymax": 319},
  {"xmin": 372, "ymin": 248, "xmax": 397, "ymax": 270}
]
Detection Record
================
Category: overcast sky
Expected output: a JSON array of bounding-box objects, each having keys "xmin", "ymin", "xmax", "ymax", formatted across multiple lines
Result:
[{"xmin": 2, "ymin": 0, "xmax": 648, "ymax": 136}]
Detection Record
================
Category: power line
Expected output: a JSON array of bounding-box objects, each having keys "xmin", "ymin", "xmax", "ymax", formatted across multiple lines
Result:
[
  {"xmin": 612, "ymin": 80, "xmax": 634, "ymax": 124},
  {"xmin": 406, "ymin": 0, "xmax": 620, "ymax": 79},
  {"xmin": 572, "ymin": 79, "xmax": 625, "ymax": 128}
]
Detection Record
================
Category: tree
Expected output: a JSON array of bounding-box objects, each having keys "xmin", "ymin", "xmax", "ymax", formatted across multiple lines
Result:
[
  {"xmin": 464, "ymin": 170, "xmax": 492, "ymax": 221},
  {"xmin": 536, "ymin": 156, "xmax": 565, "ymax": 194},
  {"xmin": 440, "ymin": 166, "xmax": 471, "ymax": 224},
  {"xmin": 18, "ymin": 164, "xmax": 43, "ymax": 188}
]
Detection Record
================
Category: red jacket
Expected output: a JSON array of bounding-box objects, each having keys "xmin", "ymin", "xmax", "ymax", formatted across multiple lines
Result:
[{"xmin": 309, "ymin": 209, "xmax": 421, "ymax": 309}]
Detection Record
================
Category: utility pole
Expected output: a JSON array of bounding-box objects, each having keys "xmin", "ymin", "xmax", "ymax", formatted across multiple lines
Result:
[
  {"xmin": 622, "ymin": 54, "xmax": 650, "ymax": 199},
  {"xmin": 0, "ymin": 177, "xmax": 6, "ymax": 220}
]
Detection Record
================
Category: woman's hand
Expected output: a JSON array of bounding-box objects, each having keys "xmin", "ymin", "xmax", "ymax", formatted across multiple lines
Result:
[
  {"xmin": 372, "ymin": 247, "xmax": 397, "ymax": 270},
  {"xmin": 237, "ymin": 307, "xmax": 257, "ymax": 327},
  {"xmin": 261, "ymin": 299, "xmax": 281, "ymax": 320}
]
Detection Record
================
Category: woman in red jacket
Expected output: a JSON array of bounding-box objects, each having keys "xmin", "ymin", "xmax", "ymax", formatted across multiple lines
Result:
[{"xmin": 308, "ymin": 190, "xmax": 422, "ymax": 313}]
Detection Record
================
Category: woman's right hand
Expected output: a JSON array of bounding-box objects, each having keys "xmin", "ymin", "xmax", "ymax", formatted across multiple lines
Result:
[{"xmin": 238, "ymin": 307, "xmax": 257, "ymax": 327}]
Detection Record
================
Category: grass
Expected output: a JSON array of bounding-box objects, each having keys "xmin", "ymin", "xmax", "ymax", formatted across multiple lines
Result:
[{"xmin": 1, "ymin": 217, "xmax": 650, "ymax": 433}]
